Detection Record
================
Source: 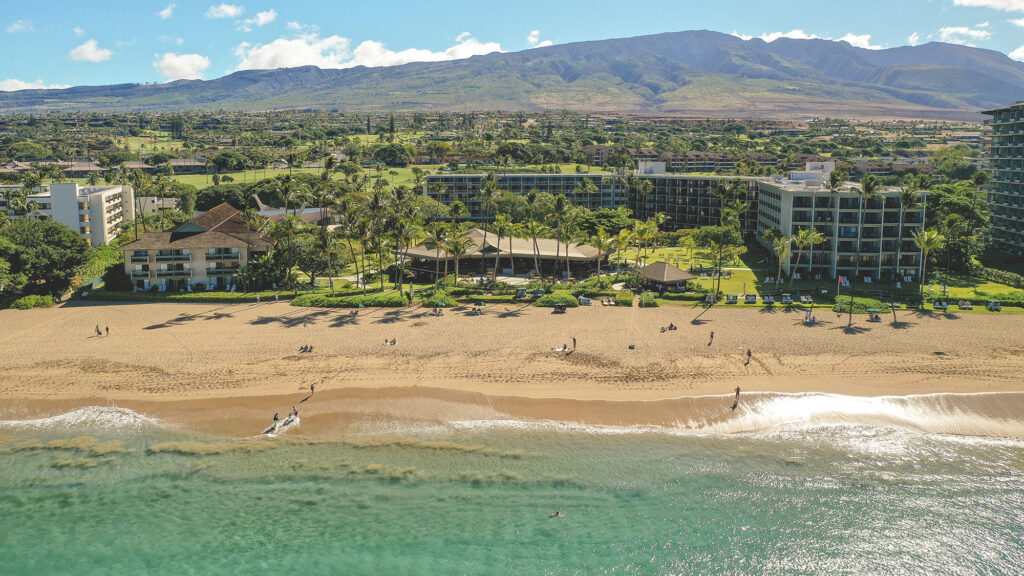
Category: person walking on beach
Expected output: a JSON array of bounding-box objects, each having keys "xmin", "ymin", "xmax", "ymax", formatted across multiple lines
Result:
[
  {"xmin": 256, "ymin": 294, "xmax": 261, "ymax": 304},
  {"xmin": 310, "ymin": 383, "xmax": 315, "ymax": 395},
  {"xmin": 105, "ymin": 326, "xmax": 109, "ymax": 337},
  {"xmin": 275, "ymin": 293, "xmax": 279, "ymax": 303},
  {"xmin": 731, "ymin": 386, "xmax": 741, "ymax": 411},
  {"xmin": 745, "ymin": 348, "xmax": 752, "ymax": 366},
  {"xmin": 572, "ymin": 336, "xmax": 577, "ymax": 350},
  {"xmin": 273, "ymin": 411, "xmax": 280, "ymax": 429},
  {"xmin": 708, "ymin": 331, "xmax": 714, "ymax": 346}
]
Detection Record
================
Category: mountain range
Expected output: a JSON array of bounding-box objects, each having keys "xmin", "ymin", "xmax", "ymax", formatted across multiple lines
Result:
[{"xmin": 2, "ymin": 30, "xmax": 1023, "ymax": 119}]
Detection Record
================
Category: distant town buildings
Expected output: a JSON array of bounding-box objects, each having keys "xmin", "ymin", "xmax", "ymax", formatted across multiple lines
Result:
[
  {"xmin": 0, "ymin": 183, "xmax": 135, "ymax": 246},
  {"xmin": 983, "ymin": 101, "xmax": 1024, "ymax": 254}
]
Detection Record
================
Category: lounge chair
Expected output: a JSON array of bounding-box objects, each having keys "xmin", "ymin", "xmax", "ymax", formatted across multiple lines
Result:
[
  {"xmin": 800, "ymin": 295, "xmax": 813, "ymax": 304},
  {"xmin": 745, "ymin": 294, "xmax": 757, "ymax": 304},
  {"xmin": 781, "ymin": 295, "xmax": 793, "ymax": 305},
  {"xmin": 578, "ymin": 296, "xmax": 591, "ymax": 306},
  {"xmin": 726, "ymin": 294, "xmax": 738, "ymax": 304},
  {"xmin": 987, "ymin": 301, "xmax": 1001, "ymax": 312}
]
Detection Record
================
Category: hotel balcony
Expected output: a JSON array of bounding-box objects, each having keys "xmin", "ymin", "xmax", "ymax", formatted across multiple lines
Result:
[
  {"xmin": 130, "ymin": 270, "xmax": 151, "ymax": 278},
  {"xmin": 130, "ymin": 255, "xmax": 149, "ymax": 263},
  {"xmin": 205, "ymin": 253, "xmax": 240, "ymax": 261},
  {"xmin": 156, "ymin": 269, "xmax": 191, "ymax": 278},
  {"xmin": 155, "ymin": 254, "xmax": 191, "ymax": 262},
  {"xmin": 206, "ymin": 268, "xmax": 238, "ymax": 277}
]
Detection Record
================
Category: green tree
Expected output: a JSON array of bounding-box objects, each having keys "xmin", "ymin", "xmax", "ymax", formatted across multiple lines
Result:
[
  {"xmin": 913, "ymin": 229, "xmax": 945, "ymax": 295},
  {"xmin": 790, "ymin": 228, "xmax": 825, "ymax": 288},
  {"xmin": 0, "ymin": 219, "xmax": 89, "ymax": 297}
]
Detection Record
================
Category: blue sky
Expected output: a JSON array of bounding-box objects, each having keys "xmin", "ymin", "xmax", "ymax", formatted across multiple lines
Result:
[{"xmin": 2, "ymin": 0, "xmax": 1023, "ymax": 90}]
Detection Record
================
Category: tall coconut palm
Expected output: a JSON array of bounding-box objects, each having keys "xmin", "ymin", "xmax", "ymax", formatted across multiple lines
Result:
[
  {"xmin": 524, "ymin": 190, "xmax": 543, "ymax": 276},
  {"xmin": 424, "ymin": 222, "xmax": 447, "ymax": 285},
  {"xmin": 444, "ymin": 227, "xmax": 474, "ymax": 281},
  {"xmin": 492, "ymin": 213, "xmax": 511, "ymax": 281},
  {"xmin": 591, "ymin": 226, "xmax": 613, "ymax": 284},
  {"xmin": 614, "ymin": 227, "xmax": 634, "ymax": 273},
  {"xmin": 854, "ymin": 175, "xmax": 880, "ymax": 280},
  {"xmin": 392, "ymin": 218, "xmax": 422, "ymax": 297},
  {"xmin": 913, "ymin": 229, "xmax": 945, "ymax": 295},
  {"xmin": 773, "ymin": 235, "xmax": 792, "ymax": 287},
  {"xmin": 896, "ymin": 178, "xmax": 922, "ymax": 282},
  {"xmin": 790, "ymin": 228, "xmax": 825, "ymax": 288},
  {"xmin": 505, "ymin": 221, "xmax": 523, "ymax": 277},
  {"xmin": 827, "ymin": 168, "xmax": 849, "ymax": 281},
  {"xmin": 525, "ymin": 219, "xmax": 545, "ymax": 279},
  {"xmin": 479, "ymin": 173, "xmax": 500, "ymax": 263},
  {"xmin": 549, "ymin": 195, "xmax": 571, "ymax": 275}
]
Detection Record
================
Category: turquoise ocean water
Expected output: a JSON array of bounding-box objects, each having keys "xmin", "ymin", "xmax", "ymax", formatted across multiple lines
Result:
[{"xmin": 2, "ymin": 405, "xmax": 1023, "ymax": 575}]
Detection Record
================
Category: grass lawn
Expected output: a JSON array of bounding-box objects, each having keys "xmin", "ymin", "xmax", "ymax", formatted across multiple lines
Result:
[{"xmin": 167, "ymin": 164, "xmax": 443, "ymax": 190}]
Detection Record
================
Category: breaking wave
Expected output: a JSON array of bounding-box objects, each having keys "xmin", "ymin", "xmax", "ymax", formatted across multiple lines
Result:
[{"xmin": 0, "ymin": 406, "xmax": 162, "ymax": 430}]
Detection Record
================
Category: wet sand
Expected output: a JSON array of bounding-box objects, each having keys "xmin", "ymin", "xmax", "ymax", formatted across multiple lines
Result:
[{"xmin": 2, "ymin": 300, "xmax": 1024, "ymax": 435}]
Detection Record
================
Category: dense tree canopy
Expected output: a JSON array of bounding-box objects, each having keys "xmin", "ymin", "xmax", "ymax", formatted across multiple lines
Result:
[{"xmin": 0, "ymin": 220, "xmax": 89, "ymax": 297}]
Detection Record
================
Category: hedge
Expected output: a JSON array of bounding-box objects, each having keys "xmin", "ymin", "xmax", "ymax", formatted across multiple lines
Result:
[
  {"xmin": 657, "ymin": 292, "xmax": 706, "ymax": 302},
  {"xmin": 638, "ymin": 293, "xmax": 659, "ymax": 307},
  {"xmin": 415, "ymin": 289, "xmax": 458, "ymax": 308},
  {"xmin": 292, "ymin": 291, "xmax": 408, "ymax": 308},
  {"xmin": 533, "ymin": 293, "xmax": 580, "ymax": 308},
  {"xmin": 615, "ymin": 290, "xmax": 634, "ymax": 307},
  {"xmin": 82, "ymin": 287, "xmax": 296, "ymax": 303},
  {"xmin": 10, "ymin": 294, "xmax": 56, "ymax": 309},
  {"xmin": 832, "ymin": 296, "xmax": 890, "ymax": 315}
]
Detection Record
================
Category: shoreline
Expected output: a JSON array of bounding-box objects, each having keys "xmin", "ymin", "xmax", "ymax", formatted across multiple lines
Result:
[
  {"xmin": 4, "ymin": 387, "xmax": 1024, "ymax": 440},
  {"xmin": 3, "ymin": 301, "xmax": 1024, "ymax": 437}
]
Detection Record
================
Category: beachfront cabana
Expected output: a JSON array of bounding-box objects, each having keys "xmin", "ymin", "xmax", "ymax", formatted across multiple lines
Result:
[
  {"xmin": 639, "ymin": 261, "xmax": 697, "ymax": 291},
  {"xmin": 404, "ymin": 228, "xmax": 610, "ymax": 279}
]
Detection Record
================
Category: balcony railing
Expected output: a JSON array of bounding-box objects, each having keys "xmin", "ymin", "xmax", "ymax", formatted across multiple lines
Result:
[
  {"xmin": 130, "ymin": 270, "xmax": 150, "ymax": 278},
  {"xmin": 130, "ymin": 255, "xmax": 149, "ymax": 263},
  {"xmin": 155, "ymin": 254, "xmax": 190, "ymax": 262},
  {"xmin": 156, "ymin": 269, "xmax": 191, "ymax": 278},
  {"xmin": 205, "ymin": 253, "xmax": 240, "ymax": 261},
  {"xmin": 206, "ymin": 268, "xmax": 238, "ymax": 277}
]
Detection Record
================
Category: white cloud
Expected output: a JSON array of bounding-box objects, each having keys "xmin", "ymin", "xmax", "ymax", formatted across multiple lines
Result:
[
  {"xmin": 731, "ymin": 30, "xmax": 753, "ymax": 41},
  {"xmin": 206, "ymin": 3, "xmax": 244, "ymax": 19},
  {"xmin": 160, "ymin": 35, "xmax": 185, "ymax": 45},
  {"xmin": 456, "ymin": 31, "xmax": 471, "ymax": 42},
  {"xmin": 526, "ymin": 29, "xmax": 553, "ymax": 48},
  {"xmin": 154, "ymin": 52, "xmax": 211, "ymax": 80},
  {"xmin": 239, "ymin": 9, "xmax": 276, "ymax": 31},
  {"xmin": 73, "ymin": 26, "xmax": 85, "ymax": 38},
  {"xmin": 0, "ymin": 78, "xmax": 70, "ymax": 91},
  {"xmin": 5, "ymin": 19, "xmax": 33, "ymax": 33},
  {"xmin": 757, "ymin": 29, "xmax": 821, "ymax": 42},
  {"xmin": 234, "ymin": 32, "xmax": 503, "ymax": 71},
  {"xmin": 953, "ymin": 0, "xmax": 1024, "ymax": 11},
  {"xmin": 938, "ymin": 25, "xmax": 992, "ymax": 45},
  {"xmin": 1011, "ymin": 44, "xmax": 1024, "ymax": 60},
  {"xmin": 286, "ymin": 21, "xmax": 302, "ymax": 30},
  {"xmin": 158, "ymin": 3, "xmax": 175, "ymax": 19},
  {"xmin": 838, "ymin": 33, "xmax": 882, "ymax": 49},
  {"xmin": 977, "ymin": 20, "xmax": 991, "ymax": 26},
  {"xmin": 1009, "ymin": 16, "xmax": 1024, "ymax": 25},
  {"xmin": 908, "ymin": 31, "xmax": 922, "ymax": 45},
  {"xmin": 69, "ymin": 39, "xmax": 113, "ymax": 62}
]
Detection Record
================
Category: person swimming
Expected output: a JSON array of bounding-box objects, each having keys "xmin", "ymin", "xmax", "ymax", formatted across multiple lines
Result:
[{"xmin": 548, "ymin": 511, "xmax": 564, "ymax": 518}]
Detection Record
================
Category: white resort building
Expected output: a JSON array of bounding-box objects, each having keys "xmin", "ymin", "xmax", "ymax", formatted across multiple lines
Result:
[{"xmin": 0, "ymin": 183, "xmax": 135, "ymax": 246}]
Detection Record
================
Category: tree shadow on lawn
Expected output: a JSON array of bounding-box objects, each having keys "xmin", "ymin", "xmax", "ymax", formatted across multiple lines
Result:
[{"xmin": 373, "ymin": 309, "xmax": 417, "ymax": 324}]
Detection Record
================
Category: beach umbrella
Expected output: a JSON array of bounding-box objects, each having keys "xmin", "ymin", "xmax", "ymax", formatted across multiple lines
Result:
[{"xmin": 866, "ymin": 308, "xmax": 881, "ymax": 313}]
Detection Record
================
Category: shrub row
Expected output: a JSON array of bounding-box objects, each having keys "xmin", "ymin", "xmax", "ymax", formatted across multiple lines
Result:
[
  {"xmin": 615, "ymin": 290, "xmax": 634, "ymax": 307},
  {"xmin": 972, "ymin": 265, "xmax": 1024, "ymax": 290},
  {"xmin": 638, "ymin": 293, "xmax": 660, "ymax": 307},
  {"xmin": 10, "ymin": 294, "xmax": 56, "ymax": 309},
  {"xmin": 533, "ymin": 293, "xmax": 580, "ymax": 308},
  {"xmin": 292, "ymin": 291, "xmax": 409, "ymax": 308},
  {"xmin": 83, "ymin": 287, "xmax": 294, "ymax": 303}
]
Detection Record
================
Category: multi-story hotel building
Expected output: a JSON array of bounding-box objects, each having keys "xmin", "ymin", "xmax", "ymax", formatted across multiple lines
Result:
[
  {"xmin": 983, "ymin": 101, "xmax": 1024, "ymax": 253},
  {"xmin": 424, "ymin": 173, "xmax": 758, "ymax": 233},
  {"xmin": 755, "ymin": 168, "xmax": 927, "ymax": 282},
  {"xmin": 117, "ymin": 203, "xmax": 273, "ymax": 291},
  {"xmin": 0, "ymin": 183, "xmax": 135, "ymax": 246}
]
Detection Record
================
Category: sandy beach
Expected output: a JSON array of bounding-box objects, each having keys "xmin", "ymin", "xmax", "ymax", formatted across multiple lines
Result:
[{"xmin": 3, "ymin": 300, "xmax": 1024, "ymax": 436}]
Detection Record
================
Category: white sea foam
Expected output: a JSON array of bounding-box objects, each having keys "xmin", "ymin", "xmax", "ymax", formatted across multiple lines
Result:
[
  {"xmin": 0, "ymin": 406, "xmax": 161, "ymax": 430},
  {"xmin": 449, "ymin": 392, "xmax": 1024, "ymax": 440}
]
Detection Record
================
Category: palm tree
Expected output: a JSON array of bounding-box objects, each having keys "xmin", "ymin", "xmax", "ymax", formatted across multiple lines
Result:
[
  {"xmin": 773, "ymin": 235, "xmax": 792, "ymax": 287},
  {"xmin": 505, "ymin": 221, "xmax": 523, "ymax": 277},
  {"xmin": 424, "ymin": 222, "xmax": 447, "ymax": 285},
  {"xmin": 444, "ymin": 227, "xmax": 474, "ymax": 281},
  {"xmin": 549, "ymin": 195, "xmax": 571, "ymax": 276},
  {"xmin": 827, "ymin": 168, "xmax": 849, "ymax": 281},
  {"xmin": 392, "ymin": 218, "xmax": 422, "ymax": 297},
  {"xmin": 524, "ymin": 190, "xmax": 543, "ymax": 277},
  {"xmin": 896, "ymin": 178, "xmax": 922, "ymax": 282},
  {"xmin": 854, "ymin": 175, "xmax": 881, "ymax": 280},
  {"xmin": 790, "ymin": 228, "xmax": 825, "ymax": 288},
  {"xmin": 492, "ymin": 213, "xmax": 511, "ymax": 281},
  {"xmin": 913, "ymin": 229, "xmax": 945, "ymax": 295},
  {"xmin": 614, "ymin": 228, "xmax": 634, "ymax": 273},
  {"xmin": 526, "ymin": 219, "xmax": 545, "ymax": 278},
  {"xmin": 448, "ymin": 201, "xmax": 466, "ymax": 227},
  {"xmin": 591, "ymin": 226, "xmax": 613, "ymax": 284}
]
